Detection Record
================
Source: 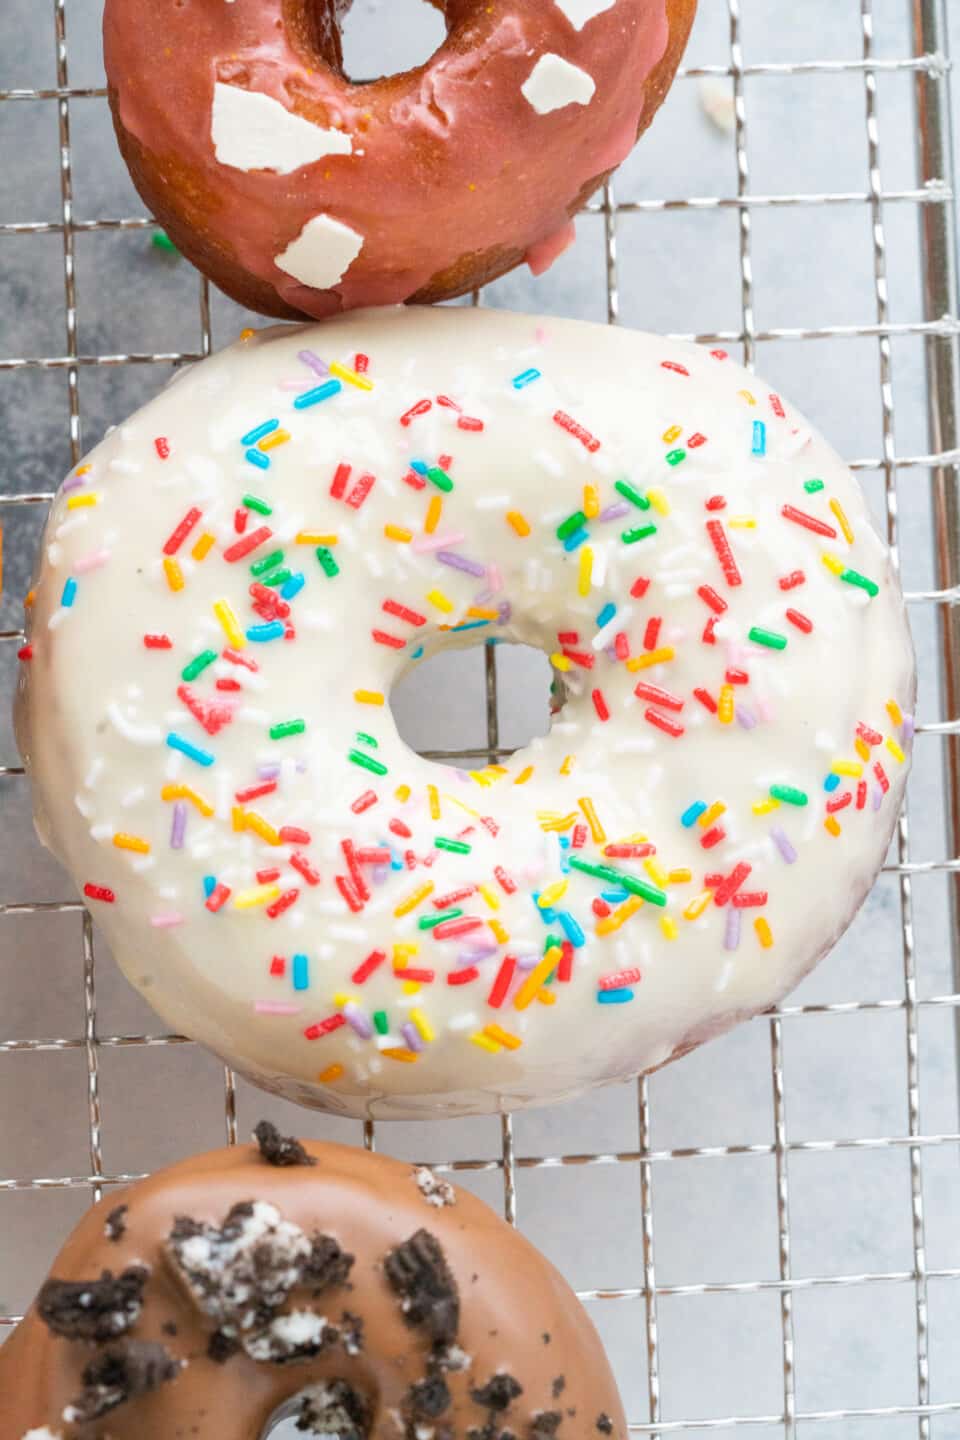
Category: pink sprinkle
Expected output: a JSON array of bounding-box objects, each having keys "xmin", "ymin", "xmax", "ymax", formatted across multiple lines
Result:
[
  {"xmin": 74, "ymin": 549, "xmax": 111, "ymax": 575},
  {"xmin": 149, "ymin": 913, "xmax": 184, "ymax": 928},
  {"xmin": 411, "ymin": 531, "xmax": 466, "ymax": 554},
  {"xmin": 255, "ymin": 1001, "xmax": 302, "ymax": 1016}
]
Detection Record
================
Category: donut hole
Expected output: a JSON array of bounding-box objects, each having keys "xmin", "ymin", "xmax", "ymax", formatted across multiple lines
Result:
[
  {"xmin": 286, "ymin": 0, "xmax": 448, "ymax": 82},
  {"xmin": 390, "ymin": 640, "xmax": 556, "ymax": 767},
  {"xmin": 260, "ymin": 1379, "xmax": 372, "ymax": 1439}
]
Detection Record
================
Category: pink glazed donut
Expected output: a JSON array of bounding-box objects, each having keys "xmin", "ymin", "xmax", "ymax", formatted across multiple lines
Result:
[{"xmin": 102, "ymin": 0, "xmax": 696, "ymax": 318}]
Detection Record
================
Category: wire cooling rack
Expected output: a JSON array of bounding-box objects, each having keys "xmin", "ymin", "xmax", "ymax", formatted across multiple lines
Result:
[{"xmin": 1, "ymin": 1, "xmax": 960, "ymax": 1436}]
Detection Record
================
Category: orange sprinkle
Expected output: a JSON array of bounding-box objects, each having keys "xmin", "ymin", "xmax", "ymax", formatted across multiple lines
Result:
[
  {"xmin": 595, "ymin": 896, "xmax": 643, "ymax": 935},
  {"xmin": 113, "ymin": 832, "xmax": 150, "ymax": 855},
  {"xmin": 161, "ymin": 783, "xmax": 213, "ymax": 818},
  {"xmin": 318, "ymin": 1063, "xmax": 344, "ymax": 1083},
  {"xmin": 382, "ymin": 1048, "xmax": 420, "ymax": 1063},
  {"xmin": 191, "ymin": 532, "xmax": 215, "ymax": 562},
  {"xmin": 583, "ymin": 483, "xmax": 600, "ymax": 519},
  {"xmin": 163, "ymin": 556, "xmax": 184, "ymax": 592},
  {"xmin": 244, "ymin": 811, "xmax": 282, "ymax": 846},
  {"xmin": 484, "ymin": 1024, "xmax": 522, "ymax": 1050},
  {"xmin": 506, "ymin": 510, "xmax": 531, "ymax": 537},
  {"xmin": 514, "ymin": 949, "xmax": 561, "ymax": 1011},
  {"xmin": 824, "ymin": 815, "xmax": 842, "ymax": 837},
  {"xmin": 755, "ymin": 917, "xmax": 774, "ymax": 948},
  {"xmin": 718, "ymin": 683, "xmax": 735, "ymax": 725},
  {"xmin": 425, "ymin": 495, "xmax": 443, "ymax": 534},
  {"xmin": 627, "ymin": 647, "xmax": 675, "ymax": 672},
  {"xmin": 384, "ymin": 524, "xmax": 413, "ymax": 543}
]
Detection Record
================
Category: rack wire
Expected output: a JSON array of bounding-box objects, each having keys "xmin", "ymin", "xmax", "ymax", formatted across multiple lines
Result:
[{"xmin": 1, "ymin": 1, "xmax": 959, "ymax": 1436}]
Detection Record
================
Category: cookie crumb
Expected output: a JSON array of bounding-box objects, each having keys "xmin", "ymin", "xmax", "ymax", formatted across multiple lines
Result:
[
  {"xmin": 243, "ymin": 1309, "xmax": 338, "ymax": 1364},
  {"xmin": 340, "ymin": 1310, "xmax": 365, "ymax": 1355},
  {"xmin": 413, "ymin": 1166, "xmax": 456, "ymax": 1208},
  {"xmin": 408, "ymin": 1375, "xmax": 452, "ymax": 1419},
  {"xmin": 596, "ymin": 1416, "xmax": 613, "ymax": 1435},
  {"xmin": 207, "ymin": 1329, "xmax": 240, "ymax": 1364},
  {"xmin": 529, "ymin": 1413, "xmax": 563, "ymax": 1440},
  {"xmin": 471, "ymin": 1375, "xmax": 523, "ymax": 1412},
  {"xmin": 552, "ymin": 1378, "xmax": 566, "ymax": 1400},
  {"xmin": 62, "ymin": 1340, "xmax": 181, "ymax": 1423},
  {"xmin": 304, "ymin": 1233, "xmax": 354, "ymax": 1294},
  {"xmin": 297, "ymin": 1379, "xmax": 370, "ymax": 1438},
  {"xmin": 37, "ymin": 1266, "xmax": 149, "ymax": 1342},
  {"xmin": 384, "ymin": 1230, "xmax": 459, "ymax": 1345},
  {"xmin": 254, "ymin": 1119, "xmax": 316, "ymax": 1168},
  {"xmin": 104, "ymin": 1205, "xmax": 128, "ymax": 1243}
]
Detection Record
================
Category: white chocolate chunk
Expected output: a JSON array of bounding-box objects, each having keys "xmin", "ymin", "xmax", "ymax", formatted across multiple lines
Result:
[
  {"xmin": 275, "ymin": 214, "xmax": 364, "ymax": 290},
  {"xmin": 211, "ymin": 83, "xmax": 352, "ymax": 174},
  {"xmin": 521, "ymin": 53, "xmax": 596, "ymax": 115}
]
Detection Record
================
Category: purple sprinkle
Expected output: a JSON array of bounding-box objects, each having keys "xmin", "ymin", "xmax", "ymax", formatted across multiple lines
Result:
[
  {"xmin": 372, "ymin": 864, "xmax": 391, "ymax": 886},
  {"xmin": 736, "ymin": 704, "xmax": 757, "ymax": 730},
  {"xmin": 770, "ymin": 826, "xmax": 797, "ymax": 864},
  {"xmin": 724, "ymin": 907, "xmax": 742, "ymax": 951},
  {"xmin": 344, "ymin": 1003, "xmax": 374, "ymax": 1039},
  {"xmin": 873, "ymin": 785, "xmax": 884, "ymax": 811},
  {"xmin": 298, "ymin": 349, "xmax": 329, "ymax": 377},
  {"xmin": 599, "ymin": 502, "xmax": 631, "ymax": 522},
  {"xmin": 458, "ymin": 943, "xmax": 499, "ymax": 962},
  {"xmin": 497, "ymin": 601, "xmax": 513, "ymax": 624},
  {"xmin": 257, "ymin": 763, "xmax": 282, "ymax": 781},
  {"xmin": 170, "ymin": 800, "xmax": 187, "ymax": 850},
  {"xmin": 62, "ymin": 474, "xmax": 86, "ymax": 494},
  {"xmin": 515, "ymin": 950, "xmax": 541, "ymax": 971},
  {"xmin": 401, "ymin": 1022, "xmax": 425, "ymax": 1053},
  {"xmin": 436, "ymin": 550, "xmax": 487, "ymax": 578},
  {"xmin": 474, "ymin": 588, "xmax": 494, "ymax": 605},
  {"xmin": 902, "ymin": 714, "xmax": 915, "ymax": 741}
]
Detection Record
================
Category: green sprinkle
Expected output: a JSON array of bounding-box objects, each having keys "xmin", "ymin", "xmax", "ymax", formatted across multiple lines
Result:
[
  {"xmin": 373, "ymin": 1010, "xmax": 389, "ymax": 1036},
  {"xmin": 250, "ymin": 548, "xmax": 284, "ymax": 576},
  {"xmin": 260, "ymin": 568, "xmax": 291, "ymax": 588},
  {"xmin": 270, "ymin": 719, "xmax": 306, "ymax": 740},
  {"xmin": 243, "ymin": 494, "xmax": 273, "ymax": 516},
  {"xmin": 568, "ymin": 856, "xmax": 667, "ymax": 907},
  {"xmin": 804, "ymin": 478, "xmax": 825, "ymax": 493},
  {"xmin": 557, "ymin": 510, "xmax": 588, "ymax": 541},
  {"xmin": 748, "ymin": 626, "xmax": 788, "ymax": 651},
  {"xmin": 152, "ymin": 230, "xmax": 178, "ymax": 254},
  {"xmin": 316, "ymin": 546, "xmax": 340, "ymax": 578},
  {"xmin": 434, "ymin": 837, "xmax": 472, "ymax": 855},
  {"xmin": 840, "ymin": 567, "xmax": 879, "ymax": 598},
  {"xmin": 418, "ymin": 909, "xmax": 464, "ymax": 930},
  {"xmin": 614, "ymin": 479, "xmax": 650, "ymax": 510},
  {"xmin": 544, "ymin": 935, "xmax": 562, "ymax": 983},
  {"xmin": 355, "ymin": 732, "xmax": 378, "ymax": 748},
  {"xmin": 665, "ymin": 448, "xmax": 686, "ymax": 467},
  {"xmin": 181, "ymin": 649, "xmax": 217, "ymax": 682},
  {"xmin": 349, "ymin": 749, "xmax": 388, "ymax": 777},
  {"xmin": 621, "ymin": 523, "xmax": 658, "ymax": 545},
  {"xmin": 427, "ymin": 466, "xmax": 454, "ymax": 493},
  {"xmin": 769, "ymin": 784, "xmax": 808, "ymax": 807}
]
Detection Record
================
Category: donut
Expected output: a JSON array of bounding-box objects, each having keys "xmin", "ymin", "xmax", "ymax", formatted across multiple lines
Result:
[
  {"xmin": 101, "ymin": 0, "xmax": 696, "ymax": 318},
  {"xmin": 15, "ymin": 307, "xmax": 916, "ymax": 1118},
  {"xmin": 1, "ymin": 1123, "xmax": 625, "ymax": 1438}
]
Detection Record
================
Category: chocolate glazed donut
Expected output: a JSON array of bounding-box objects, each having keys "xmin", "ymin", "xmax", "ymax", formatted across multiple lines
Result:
[
  {"xmin": 0, "ymin": 1127, "xmax": 626, "ymax": 1440},
  {"xmin": 102, "ymin": 0, "xmax": 696, "ymax": 319}
]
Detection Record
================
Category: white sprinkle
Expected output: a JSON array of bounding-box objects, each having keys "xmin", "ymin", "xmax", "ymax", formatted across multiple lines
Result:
[
  {"xmin": 212, "ymin": 83, "xmax": 352, "ymax": 174},
  {"xmin": 106, "ymin": 702, "xmax": 163, "ymax": 747},
  {"xmin": 521, "ymin": 53, "xmax": 596, "ymax": 115}
]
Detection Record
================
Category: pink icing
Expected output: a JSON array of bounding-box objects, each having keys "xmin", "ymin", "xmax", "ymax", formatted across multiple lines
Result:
[{"xmin": 526, "ymin": 219, "xmax": 577, "ymax": 277}]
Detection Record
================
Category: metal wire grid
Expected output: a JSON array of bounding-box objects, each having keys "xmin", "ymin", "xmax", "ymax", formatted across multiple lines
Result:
[{"xmin": 0, "ymin": 0, "xmax": 958, "ymax": 1434}]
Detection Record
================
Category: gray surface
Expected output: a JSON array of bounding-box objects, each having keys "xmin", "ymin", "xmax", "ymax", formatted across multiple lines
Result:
[{"xmin": 1, "ymin": 1, "xmax": 960, "ymax": 1435}]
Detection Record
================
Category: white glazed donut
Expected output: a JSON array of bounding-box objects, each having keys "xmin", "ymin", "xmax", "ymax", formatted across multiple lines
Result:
[{"xmin": 15, "ymin": 307, "xmax": 915, "ymax": 1118}]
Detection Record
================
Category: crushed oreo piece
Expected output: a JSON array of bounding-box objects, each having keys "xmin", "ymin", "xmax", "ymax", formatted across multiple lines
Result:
[
  {"xmin": 104, "ymin": 1205, "xmax": 129, "ymax": 1243},
  {"xmin": 297, "ymin": 1379, "xmax": 371, "ymax": 1437},
  {"xmin": 254, "ymin": 1120, "xmax": 316, "ymax": 1169},
  {"xmin": 243, "ymin": 1310, "xmax": 339, "ymax": 1364},
  {"xmin": 62, "ymin": 1340, "xmax": 180, "ymax": 1423},
  {"xmin": 413, "ymin": 1166, "xmax": 457, "ymax": 1208},
  {"xmin": 433, "ymin": 1341, "xmax": 472, "ymax": 1374},
  {"xmin": 408, "ymin": 1376, "xmax": 452, "ymax": 1419},
  {"xmin": 37, "ymin": 1266, "xmax": 148, "ymax": 1342},
  {"xmin": 552, "ymin": 1378, "xmax": 566, "ymax": 1400},
  {"xmin": 161, "ymin": 1320, "xmax": 178, "ymax": 1337},
  {"xmin": 529, "ymin": 1414, "xmax": 563, "ymax": 1440},
  {"xmin": 207, "ymin": 1329, "xmax": 241, "ymax": 1364},
  {"xmin": 471, "ymin": 1375, "xmax": 523, "ymax": 1412},
  {"xmin": 384, "ymin": 1230, "xmax": 459, "ymax": 1345},
  {"xmin": 596, "ymin": 1416, "xmax": 613, "ymax": 1435},
  {"xmin": 542, "ymin": 1333, "xmax": 551, "ymax": 1345},
  {"xmin": 340, "ymin": 1310, "xmax": 365, "ymax": 1355},
  {"xmin": 304, "ymin": 1233, "xmax": 354, "ymax": 1294}
]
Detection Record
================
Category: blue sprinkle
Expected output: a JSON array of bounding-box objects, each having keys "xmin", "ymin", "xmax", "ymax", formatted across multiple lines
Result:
[
  {"xmin": 386, "ymin": 843, "xmax": 404, "ymax": 872},
  {"xmin": 166, "ymin": 732, "xmax": 215, "ymax": 767},
  {"xmin": 449, "ymin": 619, "xmax": 489, "ymax": 634},
  {"xmin": 410, "ymin": 645, "xmax": 424, "ymax": 660},
  {"xmin": 558, "ymin": 835, "xmax": 571, "ymax": 849},
  {"xmin": 531, "ymin": 892, "xmax": 558, "ymax": 924},
  {"xmin": 293, "ymin": 378, "xmax": 342, "ymax": 410},
  {"xmin": 824, "ymin": 773, "xmax": 841, "ymax": 792},
  {"xmin": 512, "ymin": 368, "xmax": 541, "ymax": 390},
  {"xmin": 563, "ymin": 528, "xmax": 590, "ymax": 553},
  {"xmin": 601, "ymin": 889, "xmax": 630, "ymax": 905},
  {"xmin": 292, "ymin": 953, "xmax": 310, "ymax": 991},
  {"xmin": 202, "ymin": 875, "xmax": 217, "ymax": 899},
  {"xmin": 596, "ymin": 602, "xmax": 617, "ymax": 629},
  {"xmin": 61, "ymin": 577, "xmax": 77, "ymax": 608},
  {"xmin": 246, "ymin": 621, "xmax": 285, "ymax": 643},
  {"xmin": 681, "ymin": 801, "xmax": 707, "ymax": 828},
  {"xmin": 245, "ymin": 448, "xmax": 271, "ymax": 470},
  {"xmin": 558, "ymin": 911, "xmax": 586, "ymax": 948},
  {"xmin": 752, "ymin": 420, "xmax": 767, "ymax": 457},
  {"xmin": 409, "ymin": 459, "xmax": 429, "ymax": 475},
  {"xmin": 241, "ymin": 418, "xmax": 279, "ymax": 447},
  {"xmin": 598, "ymin": 988, "xmax": 635, "ymax": 1005},
  {"xmin": 280, "ymin": 572, "xmax": 305, "ymax": 601}
]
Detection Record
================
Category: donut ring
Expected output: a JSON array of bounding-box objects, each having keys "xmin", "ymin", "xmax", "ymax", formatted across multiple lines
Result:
[
  {"xmin": 102, "ymin": 0, "xmax": 696, "ymax": 318},
  {"xmin": 1, "ymin": 1124, "xmax": 626, "ymax": 1437},
  {"xmin": 15, "ymin": 308, "xmax": 915, "ymax": 1118}
]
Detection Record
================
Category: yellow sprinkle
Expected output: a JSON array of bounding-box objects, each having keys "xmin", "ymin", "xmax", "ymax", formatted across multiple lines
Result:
[
  {"xmin": 424, "ymin": 495, "xmax": 443, "ymax": 534},
  {"xmin": 426, "ymin": 588, "xmax": 454, "ymax": 614},
  {"xmin": 583, "ymin": 483, "xmax": 600, "ymax": 519},
  {"xmin": 231, "ymin": 805, "xmax": 247, "ymax": 832},
  {"xmin": 469, "ymin": 769, "xmax": 495, "ymax": 788},
  {"xmin": 538, "ymin": 811, "xmax": 579, "ymax": 832},
  {"xmin": 383, "ymin": 1047, "xmax": 419, "ymax": 1063},
  {"xmin": 684, "ymin": 890, "xmax": 713, "ymax": 921},
  {"xmin": 192, "ymin": 532, "xmax": 216, "ymax": 562},
  {"xmin": 829, "ymin": 497, "xmax": 854, "ymax": 544},
  {"xmin": 466, "ymin": 606, "xmax": 499, "ymax": 620},
  {"xmin": 752, "ymin": 797, "xmax": 780, "ymax": 815},
  {"xmin": 644, "ymin": 857, "xmax": 670, "ymax": 888},
  {"xmin": 471, "ymin": 1032, "xmax": 501, "ymax": 1054},
  {"xmin": 234, "ymin": 883, "xmax": 281, "ymax": 909},
  {"xmin": 484, "ymin": 1024, "xmax": 522, "ymax": 1051},
  {"xmin": 755, "ymin": 917, "xmax": 774, "ymax": 948},
  {"xmin": 506, "ymin": 510, "xmax": 531, "ymax": 537},
  {"xmin": 258, "ymin": 428, "xmax": 291, "ymax": 452},
  {"xmin": 75, "ymin": 464, "xmax": 92, "ymax": 477},
  {"xmin": 394, "ymin": 882, "xmax": 434, "ymax": 917},
  {"xmin": 296, "ymin": 531, "xmax": 338, "ymax": 545},
  {"xmin": 821, "ymin": 551, "xmax": 845, "ymax": 576},
  {"xmin": 401, "ymin": 981, "xmax": 422, "ymax": 996},
  {"xmin": 244, "ymin": 811, "xmax": 282, "ymax": 846},
  {"xmin": 698, "ymin": 801, "xmax": 726, "ymax": 828},
  {"xmin": 667, "ymin": 867, "xmax": 692, "ymax": 884},
  {"xmin": 240, "ymin": 327, "xmax": 256, "ymax": 340},
  {"xmin": 66, "ymin": 492, "xmax": 99, "ymax": 510},
  {"xmin": 478, "ymin": 884, "xmax": 499, "ymax": 912},
  {"xmin": 855, "ymin": 737, "xmax": 871, "ymax": 761},
  {"xmin": 514, "ymin": 765, "xmax": 534, "ymax": 786},
  {"xmin": 113, "ymin": 832, "xmax": 150, "ymax": 854},
  {"xmin": 559, "ymin": 755, "xmax": 576, "ymax": 776},
  {"xmin": 213, "ymin": 598, "xmax": 245, "ymax": 649},
  {"xmin": 514, "ymin": 949, "xmax": 562, "ymax": 1011},
  {"xmin": 886, "ymin": 698, "xmax": 904, "ymax": 726},
  {"xmin": 354, "ymin": 690, "xmax": 384, "ymax": 706},
  {"xmin": 487, "ymin": 765, "xmax": 509, "ymax": 778},
  {"xmin": 488, "ymin": 919, "xmax": 510, "ymax": 945},
  {"xmin": 727, "ymin": 516, "xmax": 756, "ymax": 529},
  {"xmin": 163, "ymin": 556, "xmax": 184, "ymax": 592},
  {"xmin": 738, "ymin": 389, "xmax": 757, "ymax": 406},
  {"xmin": 886, "ymin": 736, "xmax": 905, "ymax": 764},
  {"xmin": 329, "ymin": 360, "xmax": 374, "ymax": 391},
  {"xmin": 578, "ymin": 797, "xmax": 606, "ymax": 844},
  {"xmin": 318, "ymin": 1063, "xmax": 344, "ymax": 1083},
  {"xmin": 627, "ymin": 647, "xmax": 675, "ymax": 672},
  {"xmin": 161, "ymin": 783, "xmax": 213, "ymax": 818},
  {"xmin": 831, "ymin": 760, "xmax": 863, "ymax": 778},
  {"xmin": 550, "ymin": 652, "xmax": 572, "ymax": 672},
  {"xmin": 647, "ymin": 487, "xmax": 670, "ymax": 516},
  {"xmin": 824, "ymin": 815, "xmax": 842, "ymax": 837},
  {"xmin": 384, "ymin": 524, "xmax": 413, "ymax": 543},
  {"xmin": 394, "ymin": 784, "xmax": 411, "ymax": 803},
  {"xmin": 409, "ymin": 1008, "xmax": 434, "ymax": 1043},
  {"xmin": 578, "ymin": 545, "xmax": 593, "ymax": 597},
  {"xmin": 662, "ymin": 424, "xmax": 682, "ymax": 444},
  {"xmin": 718, "ymin": 684, "xmax": 735, "ymax": 725},
  {"xmin": 595, "ymin": 896, "xmax": 643, "ymax": 936},
  {"xmin": 537, "ymin": 988, "xmax": 557, "ymax": 1006},
  {"xmin": 538, "ymin": 880, "xmax": 569, "ymax": 909},
  {"xmin": 393, "ymin": 943, "xmax": 418, "ymax": 966},
  {"xmin": 660, "ymin": 916, "xmax": 679, "ymax": 940}
]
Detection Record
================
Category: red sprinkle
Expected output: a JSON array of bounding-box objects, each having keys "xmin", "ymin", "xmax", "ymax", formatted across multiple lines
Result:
[
  {"xmin": 205, "ymin": 883, "xmax": 231, "ymax": 913},
  {"xmin": 279, "ymin": 825, "xmax": 310, "ymax": 846},
  {"xmin": 432, "ymin": 916, "xmax": 484, "ymax": 941},
  {"xmin": 266, "ymin": 888, "xmax": 300, "ymax": 919},
  {"xmin": 706, "ymin": 519, "xmax": 742, "ymax": 587},
  {"xmin": 17, "ymin": 644, "xmax": 33, "ymax": 661},
  {"xmin": 433, "ymin": 886, "xmax": 476, "ymax": 909},
  {"xmin": 304, "ymin": 1014, "xmax": 346, "ymax": 1041},
  {"xmin": 705, "ymin": 495, "xmax": 727, "ymax": 511},
  {"xmin": 270, "ymin": 956, "xmax": 286, "ymax": 978},
  {"xmin": 688, "ymin": 432, "xmax": 708, "ymax": 449},
  {"xmin": 592, "ymin": 688, "xmax": 610, "ymax": 722},
  {"xmin": 874, "ymin": 762, "xmax": 890, "ymax": 794},
  {"xmin": 154, "ymin": 437, "xmax": 170, "ymax": 459},
  {"xmin": 779, "ymin": 570, "xmax": 807, "ymax": 591},
  {"xmin": 436, "ymin": 394, "xmax": 461, "ymax": 411},
  {"xmin": 693, "ymin": 687, "xmax": 718, "ymax": 713},
  {"xmin": 562, "ymin": 648, "xmax": 594, "ymax": 670},
  {"xmin": 330, "ymin": 462, "xmax": 352, "ymax": 499},
  {"xmin": 352, "ymin": 949, "xmax": 387, "ymax": 985},
  {"xmin": 571, "ymin": 824, "xmax": 589, "ymax": 849},
  {"xmin": 256, "ymin": 867, "xmax": 282, "ymax": 884},
  {"xmin": 389, "ymin": 818, "xmax": 413, "ymax": 839},
  {"xmin": 700, "ymin": 825, "xmax": 726, "ymax": 849},
  {"xmin": 600, "ymin": 967, "xmax": 642, "ymax": 990},
  {"xmin": 491, "ymin": 865, "xmax": 517, "ymax": 897},
  {"xmin": 222, "ymin": 647, "xmax": 259, "ymax": 671},
  {"xmin": 827, "ymin": 793, "xmax": 852, "ymax": 813},
  {"xmin": 354, "ymin": 353, "xmax": 369, "ymax": 374},
  {"xmin": 857, "ymin": 722, "xmax": 883, "ymax": 746},
  {"xmin": 216, "ymin": 678, "xmax": 242, "ymax": 692},
  {"xmin": 355, "ymin": 848, "xmax": 392, "ymax": 866},
  {"xmin": 403, "ymin": 468, "xmax": 427, "ymax": 491},
  {"xmin": 346, "ymin": 473, "xmax": 376, "ymax": 510},
  {"xmin": 697, "ymin": 584, "xmax": 727, "ymax": 615},
  {"xmin": 83, "ymin": 883, "xmax": 115, "ymax": 904},
  {"xmin": 448, "ymin": 967, "xmax": 479, "ymax": 986},
  {"xmin": 143, "ymin": 634, "xmax": 172, "ymax": 650},
  {"xmin": 770, "ymin": 393, "xmax": 786, "ymax": 419},
  {"xmin": 604, "ymin": 843, "xmax": 655, "ymax": 858},
  {"xmin": 235, "ymin": 780, "xmax": 277, "ymax": 804},
  {"xmin": 702, "ymin": 616, "xmax": 719, "ymax": 645},
  {"xmin": 557, "ymin": 630, "xmax": 579, "ymax": 645},
  {"xmin": 614, "ymin": 632, "xmax": 630, "ymax": 661},
  {"xmin": 487, "ymin": 956, "xmax": 517, "ymax": 1009},
  {"xmin": 335, "ymin": 874, "xmax": 365, "ymax": 913},
  {"xmin": 635, "ymin": 682, "xmax": 684, "ymax": 712},
  {"xmin": 234, "ymin": 508, "xmax": 248, "ymax": 534},
  {"xmin": 163, "ymin": 507, "xmax": 202, "ymax": 556},
  {"xmin": 553, "ymin": 410, "xmax": 601, "ymax": 453},
  {"xmin": 630, "ymin": 576, "xmax": 651, "ymax": 598},
  {"xmin": 786, "ymin": 608, "xmax": 813, "ymax": 633},
  {"xmin": 711, "ymin": 349, "xmax": 729, "ymax": 361},
  {"xmin": 400, "ymin": 398, "xmax": 432, "ymax": 426},
  {"xmin": 351, "ymin": 790, "xmax": 378, "ymax": 814},
  {"xmin": 781, "ymin": 504, "xmax": 837, "ymax": 539},
  {"xmin": 660, "ymin": 360, "xmax": 689, "ymax": 377},
  {"xmin": 176, "ymin": 684, "xmax": 236, "ymax": 738},
  {"xmin": 643, "ymin": 616, "xmax": 662, "ymax": 651},
  {"xmin": 393, "ymin": 968, "xmax": 435, "ymax": 983},
  {"xmin": 384, "ymin": 599, "xmax": 427, "ymax": 627},
  {"xmin": 372, "ymin": 629, "xmax": 406, "ymax": 649},
  {"xmin": 644, "ymin": 707, "xmax": 684, "ymax": 738},
  {"xmin": 458, "ymin": 416, "xmax": 484, "ymax": 432},
  {"xmin": 557, "ymin": 942, "xmax": 575, "ymax": 983},
  {"xmin": 713, "ymin": 862, "xmax": 751, "ymax": 907},
  {"xmin": 726, "ymin": 668, "xmax": 749, "ymax": 685},
  {"xmin": 592, "ymin": 898, "xmax": 611, "ymax": 918},
  {"xmin": 731, "ymin": 891, "xmax": 768, "ymax": 908},
  {"xmin": 290, "ymin": 852, "xmax": 321, "ymax": 886},
  {"xmin": 856, "ymin": 781, "xmax": 868, "ymax": 810},
  {"xmin": 223, "ymin": 526, "xmax": 273, "ymax": 563}
]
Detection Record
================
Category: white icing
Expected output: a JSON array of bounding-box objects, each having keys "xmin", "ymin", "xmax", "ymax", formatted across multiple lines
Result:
[
  {"xmin": 211, "ymin": 83, "xmax": 352, "ymax": 174},
  {"xmin": 521, "ymin": 54, "xmax": 596, "ymax": 115},
  {"xmin": 275, "ymin": 215, "xmax": 364, "ymax": 290},
  {"xmin": 17, "ymin": 308, "xmax": 914, "ymax": 1120},
  {"xmin": 554, "ymin": 0, "xmax": 617, "ymax": 29}
]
